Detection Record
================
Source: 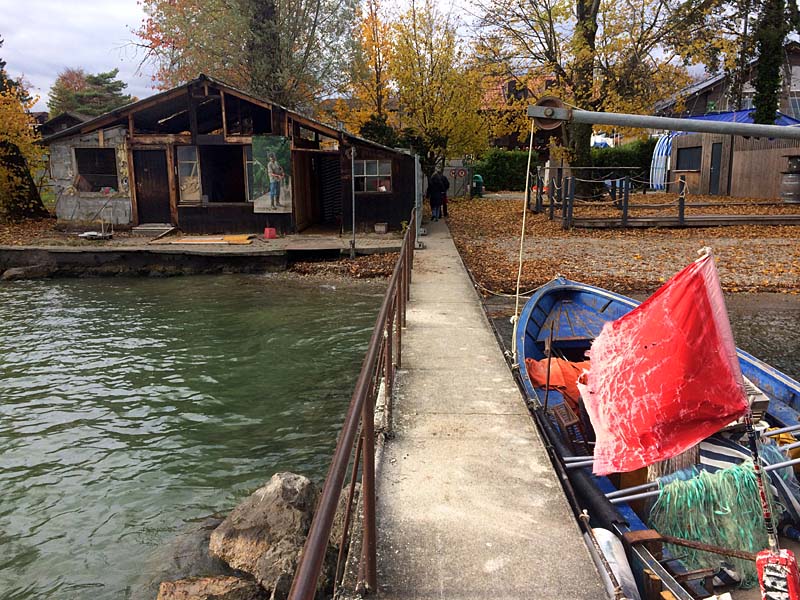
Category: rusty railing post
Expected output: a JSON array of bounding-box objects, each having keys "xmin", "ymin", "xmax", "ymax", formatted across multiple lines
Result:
[
  {"xmin": 678, "ymin": 175, "xmax": 686, "ymax": 226},
  {"xmin": 287, "ymin": 208, "xmax": 418, "ymax": 600},
  {"xmin": 360, "ymin": 382, "xmax": 377, "ymax": 591},
  {"xmin": 395, "ymin": 290, "xmax": 403, "ymax": 369}
]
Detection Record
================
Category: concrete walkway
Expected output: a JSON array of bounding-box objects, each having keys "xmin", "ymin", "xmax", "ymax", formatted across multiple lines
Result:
[{"xmin": 375, "ymin": 220, "xmax": 605, "ymax": 599}]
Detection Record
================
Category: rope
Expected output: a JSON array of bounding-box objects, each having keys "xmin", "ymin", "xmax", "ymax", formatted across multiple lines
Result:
[
  {"xmin": 511, "ymin": 118, "xmax": 536, "ymax": 365},
  {"xmin": 474, "ymin": 280, "xmax": 543, "ymax": 298}
]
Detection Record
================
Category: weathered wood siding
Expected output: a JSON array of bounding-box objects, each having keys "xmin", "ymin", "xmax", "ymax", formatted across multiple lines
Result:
[
  {"xmin": 670, "ymin": 133, "xmax": 800, "ymax": 198},
  {"xmin": 730, "ymin": 138, "xmax": 800, "ymax": 198}
]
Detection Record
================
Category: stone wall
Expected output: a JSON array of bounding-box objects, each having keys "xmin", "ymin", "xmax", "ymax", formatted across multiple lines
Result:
[{"xmin": 49, "ymin": 127, "xmax": 133, "ymax": 225}]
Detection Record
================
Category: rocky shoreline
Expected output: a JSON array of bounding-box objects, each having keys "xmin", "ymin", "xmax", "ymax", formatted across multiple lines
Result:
[{"xmin": 136, "ymin": 473, "xmax": 353, "ymax": 600}]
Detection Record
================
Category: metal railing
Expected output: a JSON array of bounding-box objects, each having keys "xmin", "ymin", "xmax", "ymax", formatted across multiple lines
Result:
[{"xmin": 287, "ymin": 209, "xmax": 416, "ymax": 600}]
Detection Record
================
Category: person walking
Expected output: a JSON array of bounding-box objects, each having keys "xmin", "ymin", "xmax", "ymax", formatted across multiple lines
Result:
[
  {"xmin": 442, "ymin": 171, "xmax": 450, "ymax": 218},
  {"xmin": 426, "ymin": 169, "xmax": 448, "ymax": 221}
]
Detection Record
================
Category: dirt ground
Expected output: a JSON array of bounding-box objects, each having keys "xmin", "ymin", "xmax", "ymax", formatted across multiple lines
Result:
[{"xmin": 446, "ymin": 194, "xmax": 800, "ymax": 296}]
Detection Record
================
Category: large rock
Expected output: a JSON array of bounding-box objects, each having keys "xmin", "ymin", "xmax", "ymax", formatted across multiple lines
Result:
[
  {"xmin": 209, "ymin": 473, "xmax": 318, "ymax": 598},
  {"xmin": 157, "ymin": 576, "xmax": 266, "ymax": 600},
  {"xmin": 130, "ymin": 516, "xmax": 233, "ymax": 600},
  {"xmin": 1, "ymin": 264, "xmax": 55, "ymax": 280}
]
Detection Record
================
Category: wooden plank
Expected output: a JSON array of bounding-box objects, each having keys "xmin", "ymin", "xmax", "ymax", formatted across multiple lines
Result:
[
  {"xmin": 220, "ymin": 90, "xmax": 228, "ymax": 138},
  {"xmin": 165, "ymin": 145, "xmax": 179, "ymax": 226},
  {"xmin": 131, "ymin": 134, "xmax": 192, "ymax": 146},
  {"xmin": 128, "ymin": 144, "xmax": 139, "ymax": 226},
  {"xmin": 224, "ymin": 136, "xmax": 253, "ymax": 144},
  {"xmin": 188, "ymin": 91, "xmax": 198, "ymax": 144},
  {"xmin": 572, "ymin": 214, "xmax": 800, "ymax": 228}
]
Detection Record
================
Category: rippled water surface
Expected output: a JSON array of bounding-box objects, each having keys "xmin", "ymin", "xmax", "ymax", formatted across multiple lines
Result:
[{"xmin": 0, "ymin": 276, "xmax": 384, "ymax": 600}]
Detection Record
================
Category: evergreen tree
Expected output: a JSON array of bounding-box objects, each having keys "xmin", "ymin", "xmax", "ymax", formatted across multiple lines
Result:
[
  {"xmin": 359, "ymin": 114, "xmax": 398, "ymax": 147},
  {"xmin": 752, "ymin": 0, "xmax": 788, "ymax": 124},
  {"xmin": 47, "ymin": 68, "xmax": 134, "ymax": 117}
]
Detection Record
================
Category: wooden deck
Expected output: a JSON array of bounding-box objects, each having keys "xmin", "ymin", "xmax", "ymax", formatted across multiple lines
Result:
[{"xmin": 571, "ymin": 213, "xmax": 800, "ymax": 229}]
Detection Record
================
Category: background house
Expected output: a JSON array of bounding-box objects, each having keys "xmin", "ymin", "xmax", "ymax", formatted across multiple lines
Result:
[
  {"xmin": 656, "ymin": 41, "xmax": 800, "ymax": 119},
  {"xmin": 42, "ymin": 75, "xmax": 417, "ymax": 234}
]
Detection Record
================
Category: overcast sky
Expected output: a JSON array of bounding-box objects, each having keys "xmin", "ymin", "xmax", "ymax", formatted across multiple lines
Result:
[{"xmin": 1, "ymin": 0, "xmax": 155, "ymax": 112}]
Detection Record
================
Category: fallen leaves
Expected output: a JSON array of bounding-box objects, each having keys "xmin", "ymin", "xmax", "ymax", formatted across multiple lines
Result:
[
  {"xmin": 0, "ymin": 217, "xmax": 58, "ymax": 246},
  {"xmin": 290, "ymin": 253, "xmax": 399, "ymax": 279},
  {"xmin": 447, "ymin": 196, "xmax": 800, "ymax": 295}
]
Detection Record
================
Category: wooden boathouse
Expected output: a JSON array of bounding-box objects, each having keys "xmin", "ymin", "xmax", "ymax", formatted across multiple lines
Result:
[{"xmin": 42, "ymin": 75, "xmax": 417, "ymax": 235}]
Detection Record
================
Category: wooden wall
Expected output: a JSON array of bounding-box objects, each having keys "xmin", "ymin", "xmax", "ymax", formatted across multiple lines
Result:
[
  {"xmin": 670, "ymin": 133, "xmax": 800, "ymax": 198},
  {"xmin": 730, "ymin": 138, "xmax": 800, "ymax": 198},
  {"xmin": 341, "ymin": 145, "xmax": 416, "ymax": 232}
]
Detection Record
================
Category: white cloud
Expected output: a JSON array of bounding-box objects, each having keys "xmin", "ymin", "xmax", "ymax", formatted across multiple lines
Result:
[{"xmin": 1, "ymin": 0, "xmax": 155, "ymax": 111}]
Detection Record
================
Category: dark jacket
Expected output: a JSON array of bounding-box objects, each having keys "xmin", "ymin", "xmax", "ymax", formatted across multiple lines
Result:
[{"xmin": 426, "ymin": 173, "xmax": 449, "ymax": 207}]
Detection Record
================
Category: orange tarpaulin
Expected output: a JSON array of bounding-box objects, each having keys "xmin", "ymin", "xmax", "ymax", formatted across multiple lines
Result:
[{"xmin": 525, "ymin": 357, "xmax": 591, "ymax": 411}]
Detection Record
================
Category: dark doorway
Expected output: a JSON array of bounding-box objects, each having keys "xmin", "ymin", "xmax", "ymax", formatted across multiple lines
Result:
[
  {"xmin": 319, "ymin": 154, "xmax": 342, "ymax": 226},
  {"xmin": 199, "ymin": 146, "xmax": 246, "ymax": 203},
  {"xmin": 709, "ymin": 142, "xmax": 722, "ymax": 195},
  {"xmin": 134, "ymin": 149, "xmax": 171, "ymax": 223}
]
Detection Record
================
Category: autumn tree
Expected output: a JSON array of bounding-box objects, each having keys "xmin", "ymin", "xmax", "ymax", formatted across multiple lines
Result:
[
  {"xmin": 135, "ymin": 0, "xmax": 357, "ymax": 109},
  {"xmin": 0, "ymin": 50, "xmax": 48, "ymax": 222},
  {"xmin": 391, "ymin": 0, "xmax": 486, "ymax": 176},
  {"xmin": 474, "ymin": 0, "xmax": 719, "ymax": 168},
  {"xmin": 48, "ymin": 68, "xmax": 134, "ymax": 117}
]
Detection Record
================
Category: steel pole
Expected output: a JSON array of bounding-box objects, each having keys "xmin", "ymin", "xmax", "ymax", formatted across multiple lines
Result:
[
  {"xmin": 351, "ymin": 147, "xmax": 357, "ymax": 259},
  {"xmin": 528, "ymin": 105, "xmax": 800, "ymax": 140}
]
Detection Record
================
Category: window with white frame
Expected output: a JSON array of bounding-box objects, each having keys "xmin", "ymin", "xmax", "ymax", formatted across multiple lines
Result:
[
  {"xmin": 354, "ymin": 159, "xmax": 392, "ymax": 193},
  {"xmin": 177, "ymin": 146, "xmax": 201, "ymax": 203}
]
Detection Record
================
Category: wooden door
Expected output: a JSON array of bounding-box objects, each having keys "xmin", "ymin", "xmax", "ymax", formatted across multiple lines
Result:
[
  {"xmin": 709, "ymin": 142, "xmax": 723, "ymax": 195},
  {"xmin": 134, "ymin": 149, "xmax": 172, "ymax": 223}
]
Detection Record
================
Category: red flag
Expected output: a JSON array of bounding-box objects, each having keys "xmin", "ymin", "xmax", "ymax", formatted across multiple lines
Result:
[{"xmin": 578, "ymin": 254, "xmax": 749, "ymax": 475}]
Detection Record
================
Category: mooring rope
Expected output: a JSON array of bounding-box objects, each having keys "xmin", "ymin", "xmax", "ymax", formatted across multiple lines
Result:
[{"xmin": 511, "ymin": 118, "xmax": 536, "ymax": 366}]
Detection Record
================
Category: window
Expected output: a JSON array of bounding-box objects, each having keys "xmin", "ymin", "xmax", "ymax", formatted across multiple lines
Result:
[
  {"xmin": 74, "ymin": 148, "xmax": 118, "ymax": 192},
  {"xmin": 676, "ymin": 146, "xmax": 702, "ymax": 171},
  {"xmin": 791, "ymin": 97, "xmax": 800, "ymax": 120},
  {"xmin": 354, "ymin": 159, "xmax": 392, "ymax": 193},
  {"xmin": 177, "ymin": 146, "xmax": 201, "ymax": 203}
]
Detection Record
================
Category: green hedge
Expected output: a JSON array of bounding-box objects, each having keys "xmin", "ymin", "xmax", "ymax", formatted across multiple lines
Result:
[
  {"xmin": 590, "ymin": 138, "xmax": 657, "ymax": 182},
  {"xmin": 470, "ymin": 141, "xmax": 656, "ymax": 192},
  {"xmin": 473, "ymin": 149, "xmax": 539, "ymax": 191}
]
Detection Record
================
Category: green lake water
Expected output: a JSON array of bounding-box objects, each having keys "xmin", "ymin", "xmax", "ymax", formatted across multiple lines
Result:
[
  {"xmin": 0, "ymin": 275, "xmax": 385, "ymax": 600},
  {"xmin": 1, "ymin": 276, "xmax": 799, "ymax": 600}
]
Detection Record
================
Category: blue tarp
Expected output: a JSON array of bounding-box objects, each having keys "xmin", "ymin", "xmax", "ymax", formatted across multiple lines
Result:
[
  {"xmin": 648, "ymin": 110, "xmax": 800, "ymax": 189},
  {"xmin": 685, "ymin": 109, "xmax": 800, "ymax": 127}
]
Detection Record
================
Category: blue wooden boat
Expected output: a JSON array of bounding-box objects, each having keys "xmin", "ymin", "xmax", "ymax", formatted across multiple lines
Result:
[{"xmin": 514, "ymin": 276, "xmax": 800, "ymax": 600}]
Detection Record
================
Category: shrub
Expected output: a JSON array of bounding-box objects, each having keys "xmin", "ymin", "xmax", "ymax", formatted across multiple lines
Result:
[
  {"xmin": 590, "ymin": 138, "xmax": 657, "ymax": 184},
  {"xmin": 473, "ymin": 149, "xmax": 540, "ymax": 191}
]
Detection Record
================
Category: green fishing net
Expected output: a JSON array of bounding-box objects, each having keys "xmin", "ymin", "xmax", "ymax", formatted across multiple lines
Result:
[{"xmin": 649, "ymin": 460, "xmax": 780, "ymax": 588}]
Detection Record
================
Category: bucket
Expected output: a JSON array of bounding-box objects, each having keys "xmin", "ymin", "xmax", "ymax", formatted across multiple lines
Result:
[{"xmin": 264, "ymin": 227, "xmax": 277, "ymax": 239}]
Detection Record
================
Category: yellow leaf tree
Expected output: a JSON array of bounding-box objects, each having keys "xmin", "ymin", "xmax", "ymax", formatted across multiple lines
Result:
[
  {"xmin": 391, "ymin": 0, "xmax": 486, "ymax": 175},
  {"xmin": 320, "ymin": 0, "xmax": 395, "ymax": 142},
  {"xmin": 0, "ymin": 82, "xmax": 48, "ymax": 222}
]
